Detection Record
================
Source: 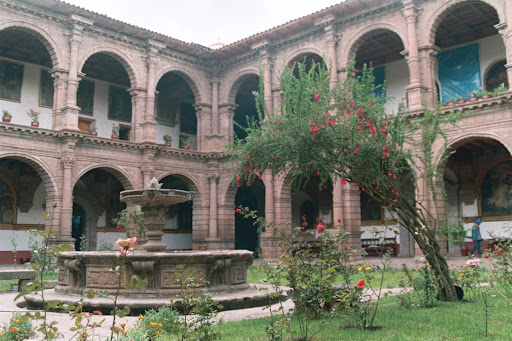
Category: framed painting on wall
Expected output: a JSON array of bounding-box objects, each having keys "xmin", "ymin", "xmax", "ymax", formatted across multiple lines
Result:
[
  {"xmin": 0, "ymin": 60, "xmax": 24, "ymax": 102},
  {"xmin": 39, "ymin": 70, "xmax": 54, "ymax": 108},
  {"xmin": 108, "ymin": 85, "xmax": 132, "ymax": 122},
  {"xmin": 77, "ymin": 79, "xmax": 95, "ymax": 115},
  {"xmin": 480, "ymin": 158, "xmax": 512, "ymax": 217}
]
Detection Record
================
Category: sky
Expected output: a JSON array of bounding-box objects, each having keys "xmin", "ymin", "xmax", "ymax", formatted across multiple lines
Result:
[{"xmin": 64, "ymin": 0, "xmax": 343, "ymax": 47}]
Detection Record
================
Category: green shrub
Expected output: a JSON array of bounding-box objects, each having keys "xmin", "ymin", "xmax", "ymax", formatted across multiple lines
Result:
[{"xmin": 0, "ymin": 313, "xmax": 36, "ymax": 341}]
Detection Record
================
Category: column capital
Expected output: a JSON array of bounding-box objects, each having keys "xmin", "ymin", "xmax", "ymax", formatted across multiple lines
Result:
[
  {"xmin": 62, "ymin": 156, "xmax": 75, "ymax": 169},
  {"xmin": 208, "ymin": 174, "xmax": 220, "ymax": 183}
]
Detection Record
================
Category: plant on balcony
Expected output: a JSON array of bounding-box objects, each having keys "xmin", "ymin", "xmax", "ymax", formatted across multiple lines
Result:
[
  {"xmin": 163, "ymin": 134, "xmax": 172, "ymax": 146},
  {"xmin": 27, "ymin": 108, "xmax": 40, "ymax": 127},
  {"xmin": 493, "ymin": 86, "xmax": 508, "ymax": 96},
  {"xmin": 2, "ymin": 110, "xmax": 12, "ymax": 122},
  {"xmin": 468, "ymin": 87, "xmax": 483, "ymax": 102},
  {"xmin": 179, "ymin": 135, "xmax": 191, "ymax": 149},
  {"xmin": 481, "ymin": 89, "xmax": 494, "ymax": 99},
  {"xmin": 87, "ymin": 126, "xmax": 97, "ymax": 136},
  {"xmin": 112, "ymin": 124, "xmax": 119, "ymax": 139}
]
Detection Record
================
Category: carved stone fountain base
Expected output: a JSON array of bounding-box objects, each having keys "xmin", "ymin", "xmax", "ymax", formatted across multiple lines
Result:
[{"xmin": 24, "ymin": 250, "xmax": 285, "ymax": 314}]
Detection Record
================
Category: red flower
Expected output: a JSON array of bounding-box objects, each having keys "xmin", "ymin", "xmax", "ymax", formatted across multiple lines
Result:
[
  {"xmin": 247, "ymin": 154, "xmax": 251, "ymax": 159},
  {"xmin": 338, "ymin": 218, "xmax": 341, "ymax": 223},
  {"xmin": 369, "ymin": 126, "xmax": 377, "ymax": 134},
  {"xmin": 484, "ymin": 254, "xmax": 489, "ymax": 258},
  {"xmin": 357, "ymin": 280, "xmax": 366, "ymax": 288},
  {"xmin": 235, "ymin": 208, "xmax": 241, "ymax": 213},
  {"xmin": 382, "ymin": 146, "xmax": 389, "ymax": 157},
  {"xmin": 314, "ymin": 93, "xmax": 321, "ymax": 101},
  {"xmin": 368, "ymin": 100, "xmax": 373, "ymax": 106},
  {"xmin": 340, "ymin": 178, "xmax": 347, "ymax": 184},
  {"xmin": 275, "ymin": 118, "xmax": 281, "ymax": 125},
  {"xmin": 317, "ymin": 224, "xmax": 326, "ymax": 233},
  {"xmin": 354, "ymin": 146, "xmax": 360, "ymax": 154}
]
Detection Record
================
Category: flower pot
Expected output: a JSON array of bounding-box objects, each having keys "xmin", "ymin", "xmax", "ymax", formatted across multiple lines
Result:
[
  {"xmin": 469, "ymin": 96, "xmax": 479, "ymax": 102},
  {"xmin": 456, "ymin": 99, "xmax": 467, "ymax": 105},
  {"xmin": 445, "ymin": 102, "xmax": 455, "ymax": 106},
  {"xmin": 10, "ymin": 283, "xmax": 18, "ymax": 292},
  {"xmin": 90, "ymin": 131, "xmax": 97, "ymax": 136},
  {"xmin": 31, "ymin": 121, "xmax": 39, "ymax": 127},
  {"xmin": 461, "ymin": 249, "xmax": 468, "ymax": 257},
  {"xmin": 111, "ymin": 134, "xmax": 119, "ymax": 139},
  {"xmin": 183, "ymin": 145, "xmax": 190, "ymax": 150},
  {"xmin": 481, "ymin": 94, "xmax": 493, "ymax": 100},
  {"xmin": 2, "ymin": 116, "xmax": 11, "ymax": 122},
  {"xmin": 164, "ymin": 142, "xmax": 172, "ymax": 147}
]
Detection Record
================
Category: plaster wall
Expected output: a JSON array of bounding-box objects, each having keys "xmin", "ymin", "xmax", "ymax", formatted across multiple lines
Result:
[
  {"xmin": 0, "ymin": 59, "xmax": 53, "ymax": 128},
  {"xmin": 16, "ymin": 183, "xmax": 46, "ymax": 225}
]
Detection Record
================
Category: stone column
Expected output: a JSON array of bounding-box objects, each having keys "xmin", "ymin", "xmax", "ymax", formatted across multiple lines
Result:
[
  {"xmin": 60, "ymin": 154, "xmax": 76, "ymax": 246},
  {"xmin": 342, "ymin": 183, "xmax": 362, "ymax": 251},
  {"xmin": 219, "ymin": 103, "xmax": 238, "ymax": 143},
  {"xmin": 332, "ymin": 178, "xmax": 343, "ymax": 227},
  {"xmin": 142, "ymin": 41, "xmax": 164, "ymax": 143},
  {"xmin": 402, "ymin": 0, "xmax": 424, "ymax": 111},
  {"xmin": 419, "ymin": 45, "xmax": 440, "ymax": 108},
  {"xmin": 62, "ymin": 23, "xmax": 83, "ymax": 130},
  {"xmin": 211, "ymin": 77, "xmax": 220, "ymax": 135},
  {"xmin": 263, "ymin": 171, "xmax": 274, "ymax": 222},
  {"xmin": 50, "ymin": 69, "xmax": 68, "ymax": 130},
  {"xmin": 128, "ymin": 87, "xmax": 146, "ymax": 142},
  {"xmin": 325, "ymin": 25, "xmax": 339, "ymax": 90},
  {"xmin": 496, "ymin": 23, "xmax": 512, "ymax": 87},
  {"xmin": 193, "ymin": 104, "xmax": 212, "ymax": 151},
  {"xmin": 207, "ymin": 172, "xmax": 220, "ymax": 249},
  {"xmin": 262, "ymin": 52, "xmax": 273, "ymax": 117}
]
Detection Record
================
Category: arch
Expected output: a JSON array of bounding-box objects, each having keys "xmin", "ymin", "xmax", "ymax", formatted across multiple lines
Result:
[
  {"xmin": 224, "ymin": 68, "xmax": 260, "ymax": 104},
  {"xmin": 484, "ymin": 59, "xmax": 508, "ymax": 91},
  {"xmin": 78, "ymin": 46, "xmax": 140, "ymax": 88},
  {"xmin": 154, "ymin": 66, "xmax": 205, "ymax": 104},
  {"xmin": 0, "ymin": 153, "xmax": 58, "ymax": 200},
  {"xmin": 283, "ymin": 47, "xmax": 325, "ymax": 68},
  {"xmin": 436, "ymin": 133, "xmax": 512, "ymax": 167},
  {"xmin": 156, "ymin": 172, "xmax": 204, "ymax": 205},
  {"xmin": 0, "ymin": 21, "xmax": 63, "ymax": 68},
  {"xmin": 424, "ymin": 0, "xmax": 504, "ymax": 47},
  {"xmin": 341, "ymin": 24, "xmax": 407, "ymax": 67},
  {"xmin": 73, "ymin": 165, "xmax": 137, "ymax": 191}
]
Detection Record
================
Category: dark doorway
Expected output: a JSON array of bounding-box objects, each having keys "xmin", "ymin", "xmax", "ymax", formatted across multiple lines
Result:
[
  {"xmin": 235, "ymin": 182, "xmax": 264, "ymax": 257},
  {"xmin": 72, "ymin": 203, "xmax": 86, "ymax": 251}
]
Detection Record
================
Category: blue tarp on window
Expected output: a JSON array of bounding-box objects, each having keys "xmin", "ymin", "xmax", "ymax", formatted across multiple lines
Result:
[
  {"xmin": 357, "ymin": 66, "xmax": 385, "ymax": 97},
  {"xmin": 437, "ymin": 44, "xmax": 481, "ymax": 102}
]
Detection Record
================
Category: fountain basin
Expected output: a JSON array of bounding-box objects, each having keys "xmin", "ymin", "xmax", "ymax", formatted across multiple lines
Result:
[{"xmin": 24, "ymin": 250, "xmax": 284, "ymax": 314}]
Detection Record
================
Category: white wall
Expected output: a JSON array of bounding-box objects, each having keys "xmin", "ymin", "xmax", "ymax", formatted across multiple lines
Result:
[
  {"xmin": 0, "ymin": 58, "xmax": 52, "ymax": 128},
  {"xmin": 384, "ymin": 59, "xmax": 409, "ymax": 115}
]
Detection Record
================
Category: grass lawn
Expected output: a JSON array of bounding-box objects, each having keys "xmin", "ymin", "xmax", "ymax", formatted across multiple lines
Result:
[
  {"xmin": 247, "ymin": 264, "xmax": 405, "ymax": 288},
  {"xmin": 0, "ymin": 273, "xmax": 58, "ymax": 292},
  {"xmin": 206, "ymin": 294, "xmax": 511, "ymax": 340}
]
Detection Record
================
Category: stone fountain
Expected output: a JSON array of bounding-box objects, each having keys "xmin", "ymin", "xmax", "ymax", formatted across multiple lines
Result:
[{"xmin": 24, "ymin": 178, "xmax": 282, "ymax": 314}]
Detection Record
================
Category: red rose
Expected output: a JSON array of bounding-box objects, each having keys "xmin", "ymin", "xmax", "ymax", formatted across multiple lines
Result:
[
  {"xmin": 235, "ymin": 208, "xmax": 241, "ymax": 213},
  {"xmin": 357, "ymin": 280, "xmax": 366, "ymax": 288},
  {"xmin": 317, "ymin": 224, "xmax": 326, "ymax": 233}
]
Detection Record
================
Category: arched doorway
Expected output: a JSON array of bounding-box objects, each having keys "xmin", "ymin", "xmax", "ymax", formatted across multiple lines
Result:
[
  {"xmin": 233, "ymin": 74, "xmax": 260, "ymax": 140},
  {"xmin": 72, "ymin": 203, "xmax": 86, "ymax": 251},
  {"xmin": 235, "ymin": 180, "xmax": 265, "ymax": 257}
]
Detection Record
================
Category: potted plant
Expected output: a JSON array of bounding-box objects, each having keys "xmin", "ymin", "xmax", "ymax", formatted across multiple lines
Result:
[
  {"xmin": 111, "ymin": 124, "xmax": 119, "ymax": 139},
  {"xmin": 88, "ymin": 126, "xmax": 97, "ymax": 136},
  {"xmin": 456, "ymin": 97, "xmax": 467, "ymax": 105},
  {"xmin": 442, "ymin": 97, "xmax": 457, "ymax": 107},
  {"xmin": 27, "ymin": 108, "xmax": 40, "ymax": 127},
  {"xmin": 2, "ymin": 110, "xmax": 12, "ymax": 122},
  {"xmin": 163, "ymin": 134, "xmax": 172, "ymax": 147},
  {"xmin": 468, "ymin": 88, "xmax": 482, "ymax": 102},
  {"xmin": 493, "ymin": 86, "xmax": 508, "ymax": 97},
  {"xmin": 481, "ymin": 89, "xmax": 494, "ymax": 100},
  {"xmin": 180, "ymin": 135, "xmax": 191, "ymax": 149}
]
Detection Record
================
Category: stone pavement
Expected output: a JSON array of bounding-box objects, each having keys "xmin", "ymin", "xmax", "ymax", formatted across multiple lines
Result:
[{"xmin": 0, "ymin": 256, "xmax": 474, "ymax": 340}]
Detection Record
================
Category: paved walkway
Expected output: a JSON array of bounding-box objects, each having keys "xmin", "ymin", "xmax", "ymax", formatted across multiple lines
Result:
[{"xmin": 0, "ymin": 256, "xmax": 474, "ymax": 339}]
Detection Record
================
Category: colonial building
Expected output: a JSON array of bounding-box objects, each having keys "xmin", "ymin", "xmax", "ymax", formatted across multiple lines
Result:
[{"xmin": 0, "ymin": 0, "xmax": 510, "ymax": 263}]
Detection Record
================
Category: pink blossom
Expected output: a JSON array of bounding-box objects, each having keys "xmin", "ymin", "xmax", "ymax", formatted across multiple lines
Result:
[
  {"xmin": 382, "ymin": 146, "xmax": 389, "ymax": 157},
  {"xmin": 354, "ymin": 146, "xmax": 360, "ymax": 154},
  {"xmin": 369, "ymin": 126, "xmax": 377, "ymax": 134},
  {"xmin": 275, "ymin": 118, "xmax": 281, "ymax": 125},
  {"xmin": 115, "ymin": 237, "xmax": 138, "ymax": 256},
  {"xmin": 466, "ymin": 259, "xmax": 481, "ymax": 267},
  {"xmin": 317, "ymin": 224, "xmax": 326, "ymax": 233},
  {"xmin": 314, "ymin": 93, "xmax": 321, "ymax": 101},
  {"xmin": 340, "ymin": 178, "xmax": 347, "ymax": 184},
  {"xmin": 368, "ymin": 100, "xmax": 373, "ymax": 107}
]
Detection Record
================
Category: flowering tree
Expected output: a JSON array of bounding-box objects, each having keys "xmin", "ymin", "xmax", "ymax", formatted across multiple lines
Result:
[{"xmin": 229, "ymin": 61, "xmax": 461, "ymax": 301}]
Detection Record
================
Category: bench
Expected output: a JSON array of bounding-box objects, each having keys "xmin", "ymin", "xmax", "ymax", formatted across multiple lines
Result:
[
  {"xmin": 362, "ymin": 238, "xmax": 398, "ymax": 256},
  {"xmin": 0, "ymin": 269, "xmax": 37, "ymax": 291}
]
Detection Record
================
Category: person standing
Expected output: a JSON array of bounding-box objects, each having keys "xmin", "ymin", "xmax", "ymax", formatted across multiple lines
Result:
[{"xmin": 468, "ymin": 218, "xmax": 483, "ymax": 257}]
